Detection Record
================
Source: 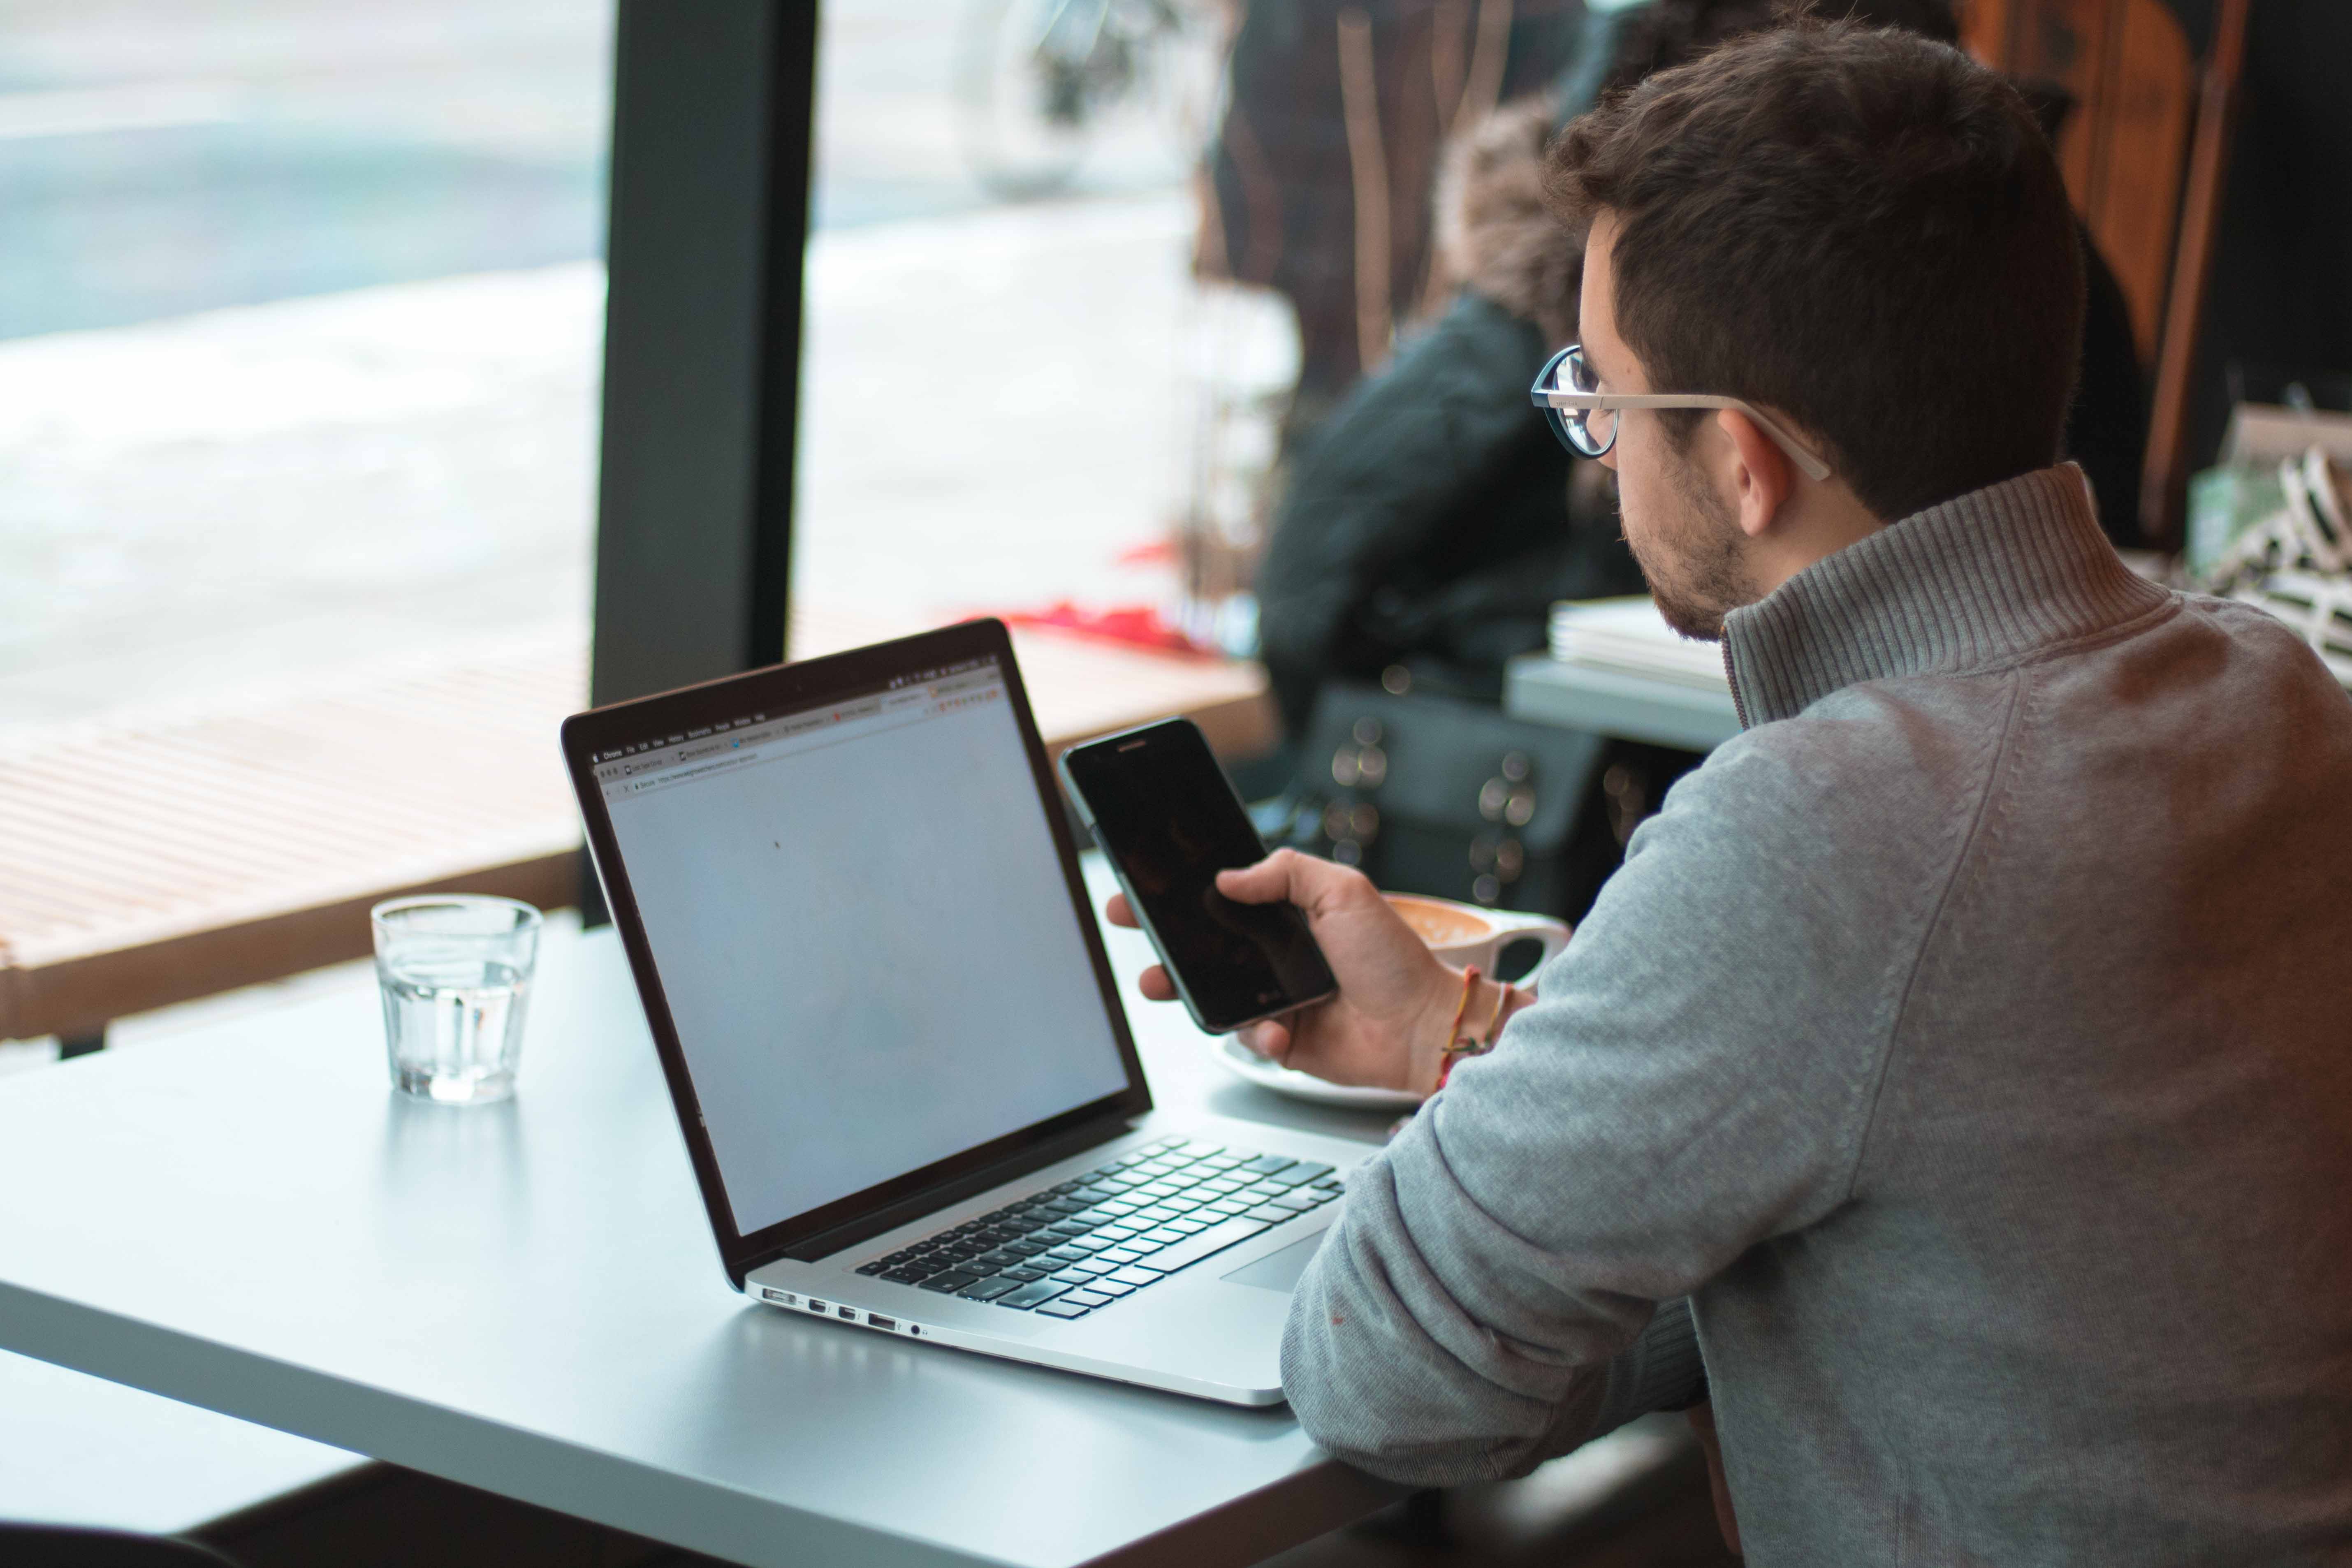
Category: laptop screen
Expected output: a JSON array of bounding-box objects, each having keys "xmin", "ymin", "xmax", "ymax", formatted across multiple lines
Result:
[{"xmin": 590, "ymin": 652, "xmax": 1130, "ymax": 1238}]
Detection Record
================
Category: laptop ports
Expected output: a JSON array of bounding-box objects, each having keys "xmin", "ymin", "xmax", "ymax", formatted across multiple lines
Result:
[{"xmin": 868, "ymin": 1315, "xmax": 898, "ymax": 1332}]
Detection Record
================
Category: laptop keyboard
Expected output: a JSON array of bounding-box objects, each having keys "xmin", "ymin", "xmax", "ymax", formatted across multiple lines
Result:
[{"xmin": 852, "ymin": 1137, "xmax": 1344, "ymax": 1320}]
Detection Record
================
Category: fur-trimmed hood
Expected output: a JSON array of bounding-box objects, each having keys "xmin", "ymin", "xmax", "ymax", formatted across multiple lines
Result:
[{"xmin": 1430, "ymin": 99, "xmax": 1583, "ymax": 348}]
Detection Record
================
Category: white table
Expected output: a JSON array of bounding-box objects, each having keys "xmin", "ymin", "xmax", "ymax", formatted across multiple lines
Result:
[
  {"xmin": 1504, "ymin": 653, "xmax": 1741, "ymax": 751},
  {"xmin": 0, "ymin": 864, "xmax": 1402, "ymax": 1567},
  {"xmin": 0, "ymin": 1346, "xmax": 363, "ymax": 1533}
]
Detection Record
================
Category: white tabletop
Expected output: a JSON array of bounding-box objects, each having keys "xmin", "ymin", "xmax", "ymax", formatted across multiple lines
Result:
[
  {"xmin": 0, "ymin": 863, "xmax": 1402, "ymax": 1566},
  {"xmin": 1504, "ymin": 653, "xmax": 1741, "ymax": 751},
  {"xmin": 0, "ymin": 1345, "xmax": 363, "ymax": 1533}
]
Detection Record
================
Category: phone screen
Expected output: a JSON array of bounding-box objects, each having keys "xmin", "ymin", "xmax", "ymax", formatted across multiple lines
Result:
[{"xmin": 1062, "ymin": 720, "xmax": 1337, "ymax": 1032}]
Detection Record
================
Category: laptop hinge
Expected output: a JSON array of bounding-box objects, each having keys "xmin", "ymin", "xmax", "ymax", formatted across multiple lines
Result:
[{"xmin": 751, "ymin": 1111, "xmax": 1140, "ymax": 1272}]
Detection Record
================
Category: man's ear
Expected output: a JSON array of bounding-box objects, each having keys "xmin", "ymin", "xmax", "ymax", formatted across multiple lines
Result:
[{"xmin": 1715, "ymin": 407, "xmax": 1794, "ymax": 540}]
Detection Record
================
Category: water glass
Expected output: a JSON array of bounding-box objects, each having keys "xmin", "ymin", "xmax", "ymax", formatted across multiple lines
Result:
[{"xmin": 371, "ymin": 895, "xmax": 542, "ymax": 1105}]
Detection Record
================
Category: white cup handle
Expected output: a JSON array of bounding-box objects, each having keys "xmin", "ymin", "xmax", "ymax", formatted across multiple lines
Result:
[{"xmin": 1479, "ymin": 913, "xmax": 1571, "ymax": 980}]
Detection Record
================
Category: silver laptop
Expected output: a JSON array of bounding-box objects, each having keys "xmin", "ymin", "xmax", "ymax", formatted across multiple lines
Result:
[{"xmin": 561, "ymin": 619, "xmax": 1367, "ymax": 1406}]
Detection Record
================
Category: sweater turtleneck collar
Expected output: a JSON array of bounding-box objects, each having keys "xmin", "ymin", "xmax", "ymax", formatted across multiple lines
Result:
[{"xmin": 1719, "ymin": 465, "xmax": 2171, "ymax": 727}]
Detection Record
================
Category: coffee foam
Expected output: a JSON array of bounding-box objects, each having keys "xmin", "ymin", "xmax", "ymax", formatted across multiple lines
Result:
[{"xmin": 1387, "ymin": 896, "xmax": 1490, "ymax": 947}]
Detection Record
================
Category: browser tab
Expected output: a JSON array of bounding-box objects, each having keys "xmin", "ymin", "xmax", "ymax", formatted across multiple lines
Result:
[{"xmin": 597, "ymin": 657, "xmax": 1008, "ymax": 801}]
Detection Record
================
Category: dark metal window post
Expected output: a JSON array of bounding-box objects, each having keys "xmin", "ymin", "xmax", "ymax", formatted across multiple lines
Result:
[
  {"xmin": 592, "ymin": 0, "xmax": 816, "ymax": 709},
  {"xmin": 584, "ymin": 2, "xmax": 817, "ymax": 921}
]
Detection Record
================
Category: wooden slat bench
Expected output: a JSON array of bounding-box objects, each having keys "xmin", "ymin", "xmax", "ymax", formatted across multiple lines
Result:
[
  {"xmin": 0, "ymin": 615, "xmax": 1272, "ymax": 1052},
  {"xmin": 0, "ymin": 633, "xmax": 590, "ymax": 1052}
]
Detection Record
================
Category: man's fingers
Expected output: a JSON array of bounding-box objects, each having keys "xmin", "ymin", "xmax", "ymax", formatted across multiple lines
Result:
[
  {"xmin": 1237, "ymin": 1017, "xmax": 1293, "ymax": 1060},
  {"xmin": 1110, "ymin": 900, "xmax": 1173, "ymax": 1001}
]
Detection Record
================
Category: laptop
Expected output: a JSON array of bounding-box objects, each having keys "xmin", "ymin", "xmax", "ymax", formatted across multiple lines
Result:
[{"xmin": 560, "ymin": 618, "xmax": 1370, "ymax": 1406}]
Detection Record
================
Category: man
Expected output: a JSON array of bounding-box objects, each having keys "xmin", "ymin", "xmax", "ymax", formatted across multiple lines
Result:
[{"xmin": 1112, "ymin": 17, "xmax": 2352, "ymax": 1562}]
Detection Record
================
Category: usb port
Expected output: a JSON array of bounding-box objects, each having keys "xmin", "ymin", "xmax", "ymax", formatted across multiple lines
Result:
[
  {"xmin": 837, "ymin": 1305, "xmax": 856, "ymax": 1320},
  {"xmin": 869, "ymin": 1315, "xmax": 898, "ymax": 1332}
]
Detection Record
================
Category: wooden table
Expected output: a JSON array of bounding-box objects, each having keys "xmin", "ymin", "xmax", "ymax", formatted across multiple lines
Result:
[{"xmin": 0, "ymin": 615, "xmax": 1272, "ymax": 1052}]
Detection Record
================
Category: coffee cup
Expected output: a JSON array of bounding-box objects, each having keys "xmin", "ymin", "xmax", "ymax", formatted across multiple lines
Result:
[{"xmin": 1383, "ymin": 893, "xmax": 1570, "ymax": 982}]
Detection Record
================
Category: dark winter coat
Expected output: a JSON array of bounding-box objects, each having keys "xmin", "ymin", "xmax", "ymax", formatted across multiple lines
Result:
[{"xmin": 1255, "ymin": 104, "xmax": 1643, "ymax": 737}]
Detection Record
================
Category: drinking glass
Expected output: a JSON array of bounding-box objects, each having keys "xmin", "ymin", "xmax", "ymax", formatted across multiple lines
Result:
[{"xmin": 371, "ymin": 895, "xmax": 542, "ymax": 1104}]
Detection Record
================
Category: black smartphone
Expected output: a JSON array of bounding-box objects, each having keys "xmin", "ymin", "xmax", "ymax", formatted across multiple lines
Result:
[{"xmin": 1059, "ymin": 718, "xmax": 1338, "ymax": 1034}]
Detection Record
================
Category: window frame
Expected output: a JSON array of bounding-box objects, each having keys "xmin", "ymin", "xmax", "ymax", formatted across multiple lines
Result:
[{"xmin": 591, "ymin": 0, "xmax": 817, "ymax": 709}]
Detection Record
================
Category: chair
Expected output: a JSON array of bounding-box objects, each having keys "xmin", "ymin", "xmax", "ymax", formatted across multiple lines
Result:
[{"xmin": 1959, "ymin": 0, "xmax": 2255, "ymax": 546}]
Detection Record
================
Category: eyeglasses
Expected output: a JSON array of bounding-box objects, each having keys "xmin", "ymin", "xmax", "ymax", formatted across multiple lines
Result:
[{"xmin": 1529, "ymin": 344, "xmax": 1833, "ymax": 482}]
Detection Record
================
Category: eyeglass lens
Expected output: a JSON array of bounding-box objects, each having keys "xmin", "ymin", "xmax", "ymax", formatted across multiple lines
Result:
[{"xmin": 1559, "ymin": 346, "xmax": 1616, "ymax": 458}]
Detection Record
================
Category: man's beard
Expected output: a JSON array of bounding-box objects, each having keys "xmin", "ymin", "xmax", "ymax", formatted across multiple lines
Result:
[{"xmin": 1624, "ymin": 449, "xmax": 1756, "ymax": 642}]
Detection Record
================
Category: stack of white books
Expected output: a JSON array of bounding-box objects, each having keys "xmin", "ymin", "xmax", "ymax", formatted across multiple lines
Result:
[{"xmin": 1547, "ymin": 596, "xmax": 1731, "ymax": 692}]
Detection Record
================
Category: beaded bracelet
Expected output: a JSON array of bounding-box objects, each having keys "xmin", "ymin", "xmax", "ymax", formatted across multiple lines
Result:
[{"xmin": 1435, "ymin": 966, "xmax": 1517, "ymax": 1091}]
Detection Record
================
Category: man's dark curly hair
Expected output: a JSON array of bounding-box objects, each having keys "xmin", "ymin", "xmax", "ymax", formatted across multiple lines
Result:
[
  {"xmin": 1551, "ymin": 15, "xmax": 2083, "ymax": 521},
  {"xmin": 1604, "ymin": 0, "xmax": 1961, "ymax": 96}
]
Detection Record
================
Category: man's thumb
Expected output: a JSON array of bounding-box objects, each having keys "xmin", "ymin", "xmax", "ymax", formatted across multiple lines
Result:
[{"xmin": 1215, "ymin": 849, "xmax": 1304, "ymax": 904}]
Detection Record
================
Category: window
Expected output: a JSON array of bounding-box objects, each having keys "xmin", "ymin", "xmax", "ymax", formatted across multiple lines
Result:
[
  {"xmin": 0, "ymin": 0, "xmax": 614, "ymax": 731},
  {"xmin": 0, "ymin": 2, "xmax": 615, "ymax": 1062},
  {"xmin": 793, "ymin": 0, "xmax": 1286, "ymax": 657}
]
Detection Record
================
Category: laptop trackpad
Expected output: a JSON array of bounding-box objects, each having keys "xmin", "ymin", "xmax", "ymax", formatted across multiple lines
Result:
[{"xmin": 1221, "ymin": 1229, "xmax": 1328, "ymax": 1294}]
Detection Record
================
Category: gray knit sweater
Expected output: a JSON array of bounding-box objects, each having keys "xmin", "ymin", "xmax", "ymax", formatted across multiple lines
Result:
[{"xmin": 1282, "ymin": 466, "xmax": 2352, "ymax": 1563}]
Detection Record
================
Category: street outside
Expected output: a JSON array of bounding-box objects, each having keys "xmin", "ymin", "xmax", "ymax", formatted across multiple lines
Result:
[{"xmin": 0, "ymin": 0, "xmax": 1285, "ymax": 736}]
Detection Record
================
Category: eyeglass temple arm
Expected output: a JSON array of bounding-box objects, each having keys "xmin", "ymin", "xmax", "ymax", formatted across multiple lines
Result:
[{"xmin": 1533, "ymin": 389, "xmax": 1833, "ymax": 483}]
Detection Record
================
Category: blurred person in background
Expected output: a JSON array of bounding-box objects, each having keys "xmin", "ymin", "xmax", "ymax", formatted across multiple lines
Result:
[
  {"xmin": 1197, "ymin": 0, "xmax": 1590, "ymax": 452},
  {"xmin": 1246, "ymin": 0, "xmax": 2149, "ymax": 914}
]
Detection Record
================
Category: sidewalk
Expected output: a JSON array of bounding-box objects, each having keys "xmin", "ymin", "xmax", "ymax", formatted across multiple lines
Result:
[{"xmin": 0, "ymin": 188, "xmax": 1280, "ymax": 739}]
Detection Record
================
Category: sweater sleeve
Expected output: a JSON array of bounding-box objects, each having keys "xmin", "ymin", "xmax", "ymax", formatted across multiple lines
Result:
[{"xmin": 1280, "ymin": 722, "xmax": 1963, "ymax": 1482}]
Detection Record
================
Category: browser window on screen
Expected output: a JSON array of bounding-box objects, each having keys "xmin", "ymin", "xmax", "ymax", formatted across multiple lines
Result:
[{"xmin": 599, "ymin": 660, "xmax": 1128, "ymax": 1235}]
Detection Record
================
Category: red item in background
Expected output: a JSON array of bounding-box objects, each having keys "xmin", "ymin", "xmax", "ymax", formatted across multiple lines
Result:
[
  {"xmin": 1111, "ymin": 540, "xmax": 1179, "ymax": 568},
  {"xmin": 993, "ymin": 601, "xmax": 1215, "ymax": 658}
]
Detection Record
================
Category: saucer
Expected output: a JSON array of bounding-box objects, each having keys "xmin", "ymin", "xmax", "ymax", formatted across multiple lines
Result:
[{"xmin": 1212, "ymin": 1034, "xmax": 1423, "ymax": 1110}]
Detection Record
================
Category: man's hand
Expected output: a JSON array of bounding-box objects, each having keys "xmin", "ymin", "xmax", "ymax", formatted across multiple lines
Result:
[
  {"xmin": 1687, "ymin": 1402, "xmax": 1743, "ymax": 1556},
  {"xmin": 1105, "ymin": 849, "xmax": 1460, "ymax": 1093}
]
